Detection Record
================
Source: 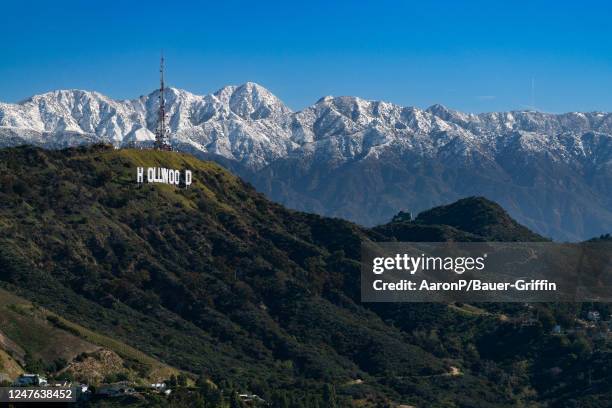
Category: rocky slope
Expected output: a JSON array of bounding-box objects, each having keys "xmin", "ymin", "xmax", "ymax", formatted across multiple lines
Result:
[{"xmin": 1, "ymin": 85, "xmax": 611, "ymax": 240}]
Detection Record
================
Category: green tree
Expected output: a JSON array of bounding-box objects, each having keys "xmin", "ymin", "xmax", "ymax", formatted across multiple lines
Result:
[
  {"xmin": 24, "ymin": 351, "xmax": 44, "ymax": 374},
  {"xmin": 177, "ymin": 372, "xmax": 188, "ymax": 387},
  {"xmin": 572, "ymin": 335, "xmax": 592, "ymax": 357},
  {"xmin": 322, "ymin": 384, "xmax": 337, "ymax": 408},
  {"xmin": 166, "ymin": 374, "xmax": 178, "ymax": 388},
  {"xmin": 229, "ymin": 391, "xmax": 244, "ymax": 408},
  {"xmin": 272, "ymin": 391, "xmax": 289, "ymax": 408},
  {"xmin": 538, "ymin": 307, "xmax": 556, "ymax": 331}
]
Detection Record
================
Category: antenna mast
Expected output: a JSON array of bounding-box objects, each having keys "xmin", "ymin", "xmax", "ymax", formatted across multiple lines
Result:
[{"xmin": 155, "ymin": 53, "xmax": 172, "ymax": 150}]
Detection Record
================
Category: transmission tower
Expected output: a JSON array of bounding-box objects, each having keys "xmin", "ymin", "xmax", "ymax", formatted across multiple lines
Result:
[{"xmin": 154, "ymin": 54, "xmax": 172, "ymax": 151}]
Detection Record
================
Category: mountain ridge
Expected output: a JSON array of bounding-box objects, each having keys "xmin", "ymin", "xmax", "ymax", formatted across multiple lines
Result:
[{"xmin": 1, "ymin": 84, "xmax": 611, "ymax": 241}]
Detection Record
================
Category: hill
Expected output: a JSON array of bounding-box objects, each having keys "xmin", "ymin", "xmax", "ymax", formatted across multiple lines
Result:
[
  {"xmin": 2, "ymin": 85, "xmax": 612, "ymax": 241},
  {"xmin": 0, "ymin": 145, "xmax": 610, "ymax": 407},
  {"xmin": 413, "ymin": 196, "xmax": 546, "ymax": 242},
  {"xmin": 0, "ymin": 287, "xmax": 180, "ymax": 386}
]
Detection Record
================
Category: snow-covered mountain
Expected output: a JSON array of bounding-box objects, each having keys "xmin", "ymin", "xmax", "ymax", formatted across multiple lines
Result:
[
  {"xmin": 2, "ymin": 83, "xmax": 612, "ymax": 171},
  {"xmin": 0, "ymin": 83, "xmax": 295, "ymax": 169},
  {"xmin": 1, "ymin": 83, "xmax": 611, "ymax": 241}
]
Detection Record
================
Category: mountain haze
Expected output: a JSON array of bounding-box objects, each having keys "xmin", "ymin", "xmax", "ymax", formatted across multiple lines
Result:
[{"xmin": 1, "ymin": 84, "xmax": 611, "ymax": 240}]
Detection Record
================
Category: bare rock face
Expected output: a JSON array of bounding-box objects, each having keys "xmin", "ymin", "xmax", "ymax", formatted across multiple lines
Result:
[{"xmin": 62, "ymin": 349, "xmax": 125, "ymax": 385}]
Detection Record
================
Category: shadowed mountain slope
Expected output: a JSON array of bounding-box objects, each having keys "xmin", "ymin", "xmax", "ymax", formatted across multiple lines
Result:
[{"xmin": 0, "ymin": 145, "xmax": 609, "ymax": 407}]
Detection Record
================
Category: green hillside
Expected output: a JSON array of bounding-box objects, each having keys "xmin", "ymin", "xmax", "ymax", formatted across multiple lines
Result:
[
  {"xmin": 0, "ymin": 145, "xmax": 610, "ymax": 407},
  {"xmin": 414, "ymin": 197, "xmax": 547, "ymax": 242},
  {"xmin": 0, "ymin": 287, "xmax": 181, "ymax": 385}
]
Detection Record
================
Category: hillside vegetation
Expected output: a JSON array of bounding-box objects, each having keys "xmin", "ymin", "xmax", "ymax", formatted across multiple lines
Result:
[
  {"xmin": 0, "ymin": 287, "xmax": 180, "ymax": 385},
  {"xmin": 0, "ymin": 145, "xmax": 610, "ymax": 407}
]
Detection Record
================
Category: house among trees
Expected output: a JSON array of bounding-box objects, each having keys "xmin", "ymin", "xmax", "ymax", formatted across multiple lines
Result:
[
  {"xmin": 97, "ymin": 382, "xmax": 136, "ymax": 397},
  {"xmin": 13, "ymin": 374, "xmax": 47, "ymax": 387},
  {"xmin": 150, "ymin": 382, "xmax": 171, "ymax": 395},
  {"xmin": 587, "ymin": 311, "xmax": 601, "ymax": 322},
  {"xmin": 238, "ymin": 393, "xmax": 266, "ymax": 405}
]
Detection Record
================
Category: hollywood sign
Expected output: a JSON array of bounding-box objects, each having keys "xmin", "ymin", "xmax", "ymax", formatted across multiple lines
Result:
[{"xmin": 136, "ymin": 167, "xmax": 193, "ymax": 186}]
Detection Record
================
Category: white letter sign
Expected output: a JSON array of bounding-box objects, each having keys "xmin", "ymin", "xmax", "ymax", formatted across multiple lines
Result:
[{"xmin": 137, "ymin": 167, "xmax": 194, "ymax": 187}]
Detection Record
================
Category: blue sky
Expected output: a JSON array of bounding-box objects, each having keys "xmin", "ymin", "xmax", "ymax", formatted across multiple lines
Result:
[{"xmin": 1, "ymin": 0, "xmax": 611, "ymax": 113}]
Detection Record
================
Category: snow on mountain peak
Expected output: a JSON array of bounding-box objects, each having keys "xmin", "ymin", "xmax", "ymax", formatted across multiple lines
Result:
[
  {"xmin": 1, "ymin": 85, "xmax": 611, "ymax": 170},
  {"xmin": 213, "ymin": 81, "xmax": 292, "ymax": 120}
]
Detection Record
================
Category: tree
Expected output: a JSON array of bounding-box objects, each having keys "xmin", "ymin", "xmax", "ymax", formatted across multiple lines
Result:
[
  {"xmin": 167, "ymin": 388, "xmax": 206, "ymax": 408},
  {"xmin": 177, "ymin": 373, "xmax": 188, "ymax": 387},
  {"xmin": 24, "ymin": 352, "xmax": 44, "ymax": 374},
  {"xmin": 538, "ymin": 307, "xmax": 556, "ymax": 331},
  {"xmin": 271, "ymin": 391, "xmax": 289, "ymax": 408},
  {"xmin": 572, "ymin": 335, "xmax": 592, "ymax": 357},
  {"xmin": 166, "ymin": 374, "xmax": 178, "ymax": 388},
  {"xmin": 229, "ymin": 391, "xmax": 244, "ymax": 408},
  {"xmin": 392, "ymin": 210, "xmax": 413, "ymax": 223},
  {"xmin": 196, "ymin": 373, "xmax": 209, "ymax": 388},
  {"xmin": 322, "ymin": 384, "xmax": 337, "ymax": 408}
]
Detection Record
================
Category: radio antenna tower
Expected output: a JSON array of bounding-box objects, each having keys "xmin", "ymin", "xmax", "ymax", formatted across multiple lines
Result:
[{"xmin": 154, "ymin": 53, "xmax": 172, "ymax": 150}]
